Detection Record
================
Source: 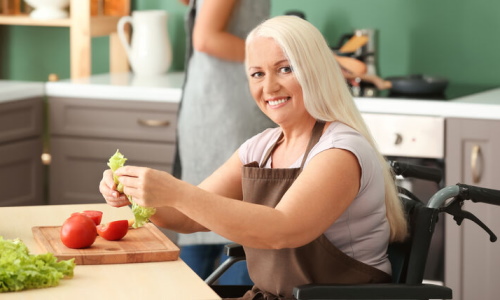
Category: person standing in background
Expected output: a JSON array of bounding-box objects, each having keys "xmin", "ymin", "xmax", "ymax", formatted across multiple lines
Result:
[{"xmin": 175, "ymin": 0, "xmax": 275, "ymax": 284}]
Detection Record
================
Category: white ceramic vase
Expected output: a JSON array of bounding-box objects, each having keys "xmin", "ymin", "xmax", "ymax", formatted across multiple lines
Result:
[{"xmin": 117, "ymin": 10, "xmax": 173, "ymax": 77}]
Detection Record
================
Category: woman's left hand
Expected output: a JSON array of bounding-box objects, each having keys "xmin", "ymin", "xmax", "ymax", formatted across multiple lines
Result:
[{"xmin": 114, "ymin": 166, "xmax": 176, "ymax": 208}]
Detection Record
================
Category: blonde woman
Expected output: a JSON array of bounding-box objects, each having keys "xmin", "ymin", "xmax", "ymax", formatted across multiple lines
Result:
[{"xmin": 100, "ymin": 15, "xmax": 407, "ymax": 299}]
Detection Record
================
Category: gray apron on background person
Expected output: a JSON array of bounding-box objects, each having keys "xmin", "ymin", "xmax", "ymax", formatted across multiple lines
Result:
[
  {"xmin": 235, "ymin": 121, "xmax": 391, "ymax": 300},
  {"xmin": 177, "ymin": 0, "xmax": 275, "ymax": 246}
]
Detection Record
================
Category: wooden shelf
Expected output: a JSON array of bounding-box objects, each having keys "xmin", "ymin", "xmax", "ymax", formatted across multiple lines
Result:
[
  {"xmin": 0, "ymin": 0, "xmax": 130, "ymax": 79},
  {"xmin": 0, "ymin": 15, "xmax": 122, "ymax": 37},
  {"xmin": 0, "ymin": 15, "xmax": 71, "ymax": 27}
]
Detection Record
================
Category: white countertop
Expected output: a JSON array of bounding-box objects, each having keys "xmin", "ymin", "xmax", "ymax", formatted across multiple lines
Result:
[
  {"xmin": 3, "ymin": 73, "xmax": 500, "ymax": 120},
  {"xmin": 45, "ymin": 72, "xmax": 185, "ymax": 102},
  {"xmin": 0, "ymin": 80, "xmax": 45, "ymax": 103},
  {"xmin": 355, "ymin": 87, "xmax": 500, "ymax": 120}
]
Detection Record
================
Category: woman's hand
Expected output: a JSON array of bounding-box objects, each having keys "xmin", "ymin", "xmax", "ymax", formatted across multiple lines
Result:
[
  {"xmin": 356, "ymin": 73, "xmax": 392, "ymax": 90},
  {"xmin": 101, "ymin": 165, "xmax": 208, "ymax": 233},
  {"xmin": 99, "ymin": 169, "xmax": 130, "ymax": 207},
  {"xmin": 113, "ymin": 166, "xmax": 176, "ymax": 209},
  {"xmin": 178, "ymin": 0, "xmax": 190, "ymax": 6}
]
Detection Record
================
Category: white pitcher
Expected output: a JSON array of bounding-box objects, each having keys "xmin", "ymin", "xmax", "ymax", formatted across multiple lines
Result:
[{"xmin": 118, "ymin": 10, "xmax": 172, "ymax": 77}]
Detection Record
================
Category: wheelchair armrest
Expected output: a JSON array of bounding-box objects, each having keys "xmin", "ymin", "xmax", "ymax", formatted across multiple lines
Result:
[
  {"xmin": 205, "ymin": 243, "xmax": 246, "ymax": 285},
  {"xmin": 224, "ymin": 243, "xmax": 246, "ymax": 258},
  {"xmin": 293, "ymin": 283, "xmax": 452, "ymax": 299}
]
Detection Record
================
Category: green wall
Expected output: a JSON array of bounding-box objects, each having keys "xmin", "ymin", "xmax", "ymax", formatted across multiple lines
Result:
[{"xmin": 1, "ymin": 0, "xmax": 499, "ymax": 87}]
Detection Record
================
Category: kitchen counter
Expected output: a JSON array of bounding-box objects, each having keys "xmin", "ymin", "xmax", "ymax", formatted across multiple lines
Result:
[
  {"xmin": 0, "ymin": 80, "xmax": 45, "ymax": 103},
  {"xmin": 355, "ymin": 87, "xmax": 500, "ymax": 120},
  {"xmin": 45, "ymin": 72, "xmax": 184, "ymax": 102},
  {"xmin": 42, "ymin": 72, "xmax": 500, "ymax": 120},
  {"xmin": 0, "ymin": 203, "xmax": 221, "ymax": 299}
]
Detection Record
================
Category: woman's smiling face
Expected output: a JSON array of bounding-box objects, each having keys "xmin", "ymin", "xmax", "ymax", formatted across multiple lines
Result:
[{"xmin": 246, "ymin": 37, "xmax": 306, "ymax": 126}]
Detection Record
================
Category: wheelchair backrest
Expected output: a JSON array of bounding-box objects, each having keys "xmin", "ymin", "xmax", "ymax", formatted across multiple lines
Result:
[{"xmin": 388, "ymin": 196, "xmax": 440, "ymax": 284}]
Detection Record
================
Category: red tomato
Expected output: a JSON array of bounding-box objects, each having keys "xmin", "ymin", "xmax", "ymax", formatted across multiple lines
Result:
[
  {"xmin": 71, "ymin": 210, "xmax": 103, "ymax": 226},
  {"xmin": 97, "ymin": 220, "xmax": 129, "ymax": 241},
  {"xmin": 60, "ymin": 213, "xmax": 97, "ymax": 249},
  {"xmin": 81, "ymin": 210, "xmax": 103, "ymax": 225}
]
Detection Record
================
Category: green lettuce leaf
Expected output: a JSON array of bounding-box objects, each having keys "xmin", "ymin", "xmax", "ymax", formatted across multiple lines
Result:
[
  {"xmin": 107, "ymin": 149, "xmax": 156, "ymax": 228},
  {"xmin": 130, "ymin": 197, "xmax": 157, "ymax": 228},
  {"xmin": 0, "ymin": 236, "xmax": 75, "ymax": 293},
  {"xmin": 107, "ymin": 149, "xmax": 127, "ymax": 193}
]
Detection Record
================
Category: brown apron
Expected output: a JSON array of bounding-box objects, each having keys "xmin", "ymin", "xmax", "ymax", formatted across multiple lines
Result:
[{"xmin": 236, "ymin": 121, "xmax": 391, "ymax": 300}]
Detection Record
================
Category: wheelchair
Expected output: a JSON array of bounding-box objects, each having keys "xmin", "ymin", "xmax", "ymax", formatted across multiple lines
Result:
[{"xmin": 205, "ymin": 161, "xmax": 500, "ymax": 299}]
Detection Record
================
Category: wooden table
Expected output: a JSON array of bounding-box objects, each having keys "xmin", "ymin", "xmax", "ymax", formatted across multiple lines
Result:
[{"xmin": 0, "ymin": 203, "xmax": 221, "ymax": 299}]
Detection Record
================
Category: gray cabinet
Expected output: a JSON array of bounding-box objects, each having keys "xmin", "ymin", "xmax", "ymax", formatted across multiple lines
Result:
[
  {"xmin": 48, "ymin": 97, "xmax": 178, "ymax": 205},
  {"xmin": 445, "ymin": 117, "xmax": 500, "ymax": 300},
  {"xmin": 0, "ymin": 97, "xmax": 44, "ymax": 206}
]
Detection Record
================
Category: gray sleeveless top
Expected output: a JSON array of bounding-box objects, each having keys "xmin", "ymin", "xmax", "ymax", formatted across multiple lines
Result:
[{"xmin": 177, "ymin": 0, "xmax": 275, "ymax": 245}]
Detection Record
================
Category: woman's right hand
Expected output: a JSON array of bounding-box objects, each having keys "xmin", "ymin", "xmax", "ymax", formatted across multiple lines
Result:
[{"xmin": 99, "ymin": 169, "xmax": 130, "ymax": 207}]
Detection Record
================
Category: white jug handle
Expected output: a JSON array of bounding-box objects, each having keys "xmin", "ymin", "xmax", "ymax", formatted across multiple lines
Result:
[{"xmin": 117, "ymin": 16, "xmax": 133, "ymax": 60}]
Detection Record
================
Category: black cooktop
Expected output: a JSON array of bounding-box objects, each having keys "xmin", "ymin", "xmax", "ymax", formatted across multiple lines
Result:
[{"xmin": 351, "ymin": 83, "xmax": 497, "ymax": 100}]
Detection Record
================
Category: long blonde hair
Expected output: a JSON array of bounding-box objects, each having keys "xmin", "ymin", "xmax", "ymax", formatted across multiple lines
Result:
[{"xmin": 246, "ymin": 16, "xmax": 407, "ymax": 242}]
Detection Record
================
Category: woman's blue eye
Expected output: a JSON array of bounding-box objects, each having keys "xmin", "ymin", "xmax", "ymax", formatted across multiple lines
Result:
[
  {"xmin": 251, "ymin": 71, "xmax": 264, "ymax": 78},
  {"xmin": 280, "ymin": 66, "xmax": 292, "ymax": 73}
]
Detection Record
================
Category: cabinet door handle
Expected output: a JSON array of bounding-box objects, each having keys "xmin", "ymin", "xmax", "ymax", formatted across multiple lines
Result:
[
  {"xmin": 471, "ymin": 144, "xmax": 482, "ymax": 184},
  {"xmin": 41, "ymin": 153, "xmax": 52, "ymax": 165},
  {"xmin": 137, "ymin": 119, "xmax": 171, "ymax": 127}
]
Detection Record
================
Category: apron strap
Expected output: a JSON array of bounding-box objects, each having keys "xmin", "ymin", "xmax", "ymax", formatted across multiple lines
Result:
[
  {"xmin": 299, "ymin": 120, "xmax": 326, "ymax": 169},
  {"xmin": 260, "ymin": 132, "xmax": 284, "ymax": 168},
  {"xmin": 259, "ymin": 120, "xmax": 326, "ymax": 169}
]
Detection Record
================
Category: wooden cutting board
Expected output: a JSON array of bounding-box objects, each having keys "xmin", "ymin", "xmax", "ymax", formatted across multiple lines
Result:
[{"xmin": 32, "ymin": 223, "xmax": 179, "ymax": 265}]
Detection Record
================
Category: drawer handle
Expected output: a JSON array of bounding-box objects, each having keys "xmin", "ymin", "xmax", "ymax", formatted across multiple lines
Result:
[
  {"xmin": 41, "ymin": 153, "xmax": 51, "ymax": 165},
  {"xmin": 471, "ymin": 145, "xmax": 482, "ymax": 184},
  {"xmin": 137, "ymin": 119, "xmax": 171, "ymax": 127}
]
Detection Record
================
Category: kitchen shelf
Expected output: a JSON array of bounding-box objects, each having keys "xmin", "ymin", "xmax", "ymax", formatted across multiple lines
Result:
[
  {"xmin": 0, "ymin": 0, "xmax": 130, "ymax": 79},
  {"xmin": 0, "ymin": 15, "xmax": 70, "ymax": 26},
  {"xmin": 0, "ymin": 14, "xmax": 122, "ymax": 33}
]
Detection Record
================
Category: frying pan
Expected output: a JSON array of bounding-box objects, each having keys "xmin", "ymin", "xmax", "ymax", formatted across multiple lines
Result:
[
  {"xmin": 355, "ymin": 73, "xmax": 449, "ymax": 95},
  {"xmin": 385, "ymin": 74, "xmax": 449, "ymax": 95}
]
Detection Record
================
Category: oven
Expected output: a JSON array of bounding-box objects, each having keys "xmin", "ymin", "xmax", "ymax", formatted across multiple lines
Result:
[{"xmin": 362, "ymin": 113, "xmax": 446, "ymax": 285}]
